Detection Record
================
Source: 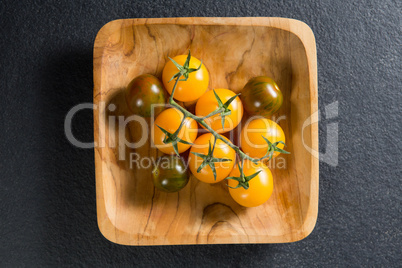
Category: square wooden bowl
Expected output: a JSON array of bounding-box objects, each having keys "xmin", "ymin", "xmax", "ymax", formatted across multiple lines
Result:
[{"xmin": 93, "ymin": 17, "xmax": 318, "ymax": 245}]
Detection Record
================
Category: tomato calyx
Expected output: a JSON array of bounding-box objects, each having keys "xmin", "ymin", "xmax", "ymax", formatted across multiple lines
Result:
[
  {"xmin": 191, "ymin": 137, "xmax": 232, "ymax": 181},
  {"xmin": 156, "ymin": 120, "xmax": 193, "ymax": 156},
  {"xmin": 258, "ymin": 137, "xmax": 290, "ymax": 161},
  {"xmin": 225, "ymin": 161, "xmax": 262, "ymax": 190},
  {"xmin": 211, "ymin": 89, "xmax": 241, "ymax": 129},
  {"xmin": 168, "ymin": 50, "xmax": 203, "ymax": 83}
]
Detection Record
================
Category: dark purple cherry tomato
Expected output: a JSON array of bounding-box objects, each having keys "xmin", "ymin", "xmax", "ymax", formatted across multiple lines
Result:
[
  {"xmin": 240, "ymin": 76, "xmax": 283, "ymax": 117},
  {"xmin": 152, "ymin": 155, "xmax": 189, "ymax": 193},
  {"xmin": 125, "ymin": 74, "xmax": 166, "ymax": 117}
]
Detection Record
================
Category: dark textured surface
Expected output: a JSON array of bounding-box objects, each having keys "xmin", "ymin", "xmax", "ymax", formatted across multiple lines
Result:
[{"xmin": 0, "ymin": 0, "xmax": 401, "ymax": 266}]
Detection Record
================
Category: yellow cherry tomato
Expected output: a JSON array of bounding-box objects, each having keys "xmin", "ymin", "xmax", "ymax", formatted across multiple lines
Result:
[
  {"xmin": 195, "ymin": 88, "xmax": 243, "ymax": 133},
  {"xmin": 188, "ymin": 133, "xmax": 236, "ymax": 183},
  {"xmin": 228, "ymin": 160, "xmax": 274, "ymax": 207},
  {"xmin": 152, "ymin": 108, "xmax": 198, "ymax": 154},
  {"xmin": 162, "ymin": 55, "xmax": 209, "ymax": 102},
  {"xmin": 240, "ymin": 118, "xmax": 286, "ymax": 159}
]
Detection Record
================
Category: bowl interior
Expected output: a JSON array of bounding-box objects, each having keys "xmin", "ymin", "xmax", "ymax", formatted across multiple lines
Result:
[{"xmin": 94, "ymin": 19, "xmax": 317, "ymax": 245}]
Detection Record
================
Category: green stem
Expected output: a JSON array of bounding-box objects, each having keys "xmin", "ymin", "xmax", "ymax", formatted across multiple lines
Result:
[
  {"xmin": 200, "ymin": 108, "xmax": 225, "ymax": 120},
  {"xmin": 164, "ymin": 52, "xmax": 289, "ymax": 190},
  {"xmin": 169, "ymin": 74, "xmax": 182, "ymax": 103}
]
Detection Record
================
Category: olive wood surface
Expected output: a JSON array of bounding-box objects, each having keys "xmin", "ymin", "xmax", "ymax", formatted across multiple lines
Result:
[{"xmin": 93, "ymin": 17, "xmax": 318, "ymax": 245}]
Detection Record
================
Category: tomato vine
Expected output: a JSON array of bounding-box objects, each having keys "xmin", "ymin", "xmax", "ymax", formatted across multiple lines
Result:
[{"xmin": 157, "ymin": 51, "xmax": 289, "ymax": 189}]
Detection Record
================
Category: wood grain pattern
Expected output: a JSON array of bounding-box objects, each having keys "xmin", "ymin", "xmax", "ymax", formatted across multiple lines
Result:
[{"xmin": 93, "ymin": 17, "xmax": 318, "ymax": 245}]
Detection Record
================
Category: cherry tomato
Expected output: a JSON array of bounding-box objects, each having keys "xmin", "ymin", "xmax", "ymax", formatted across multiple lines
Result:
[
  {"xmin": 240, "ymin": 76, "xmax": 283, "ymax": 117},
  {"xmin": 240, "ymin": 118, "xmax": 286, "ymax": 159},
  {"xmin": 188, "ymin": 133, "xmax": 236, "ymax": 183},
  {"xmin": 152, "ymin": 108, "xmax": 198, "ymax": 154},
  {"xmin": 162, "ymin": 55, "xmax": 209, "ymax": 102},
  {"xmin": 152, "ymin": 155, "xmax": 189, "ymax": 192},
  {"xmin": 125, "ymin": 74, "xmax": 166, "ymax": 117},
  {"xmin": 195, "ymin": 88, "xmax": 243, "ymax": 133},
  {"xmin": 228, "ymin": 160, "xmax": 274, "ymax": 207}
]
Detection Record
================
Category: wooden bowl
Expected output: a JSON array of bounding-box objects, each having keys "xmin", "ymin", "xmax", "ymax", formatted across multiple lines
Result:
[{"xmin": 93, "ymin": 17, "xmax": 318, "ymax": 245}]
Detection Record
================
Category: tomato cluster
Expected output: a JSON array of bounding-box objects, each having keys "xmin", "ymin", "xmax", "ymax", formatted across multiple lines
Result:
[{"xmin": 125, "ymin": 52, "xmax": 287, "ymax": 207}]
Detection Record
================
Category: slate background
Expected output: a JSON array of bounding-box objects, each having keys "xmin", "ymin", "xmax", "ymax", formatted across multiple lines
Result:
[{"xmin": 1, "ymin": 0, "xmax": 401, "ymax": 266}]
